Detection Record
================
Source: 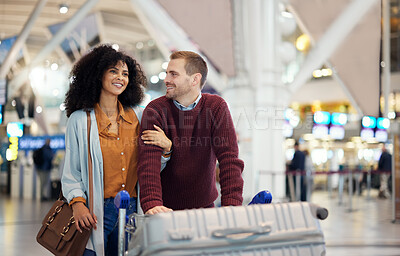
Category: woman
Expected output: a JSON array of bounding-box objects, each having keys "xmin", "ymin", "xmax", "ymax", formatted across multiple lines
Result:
[{"xmin": 62, "ymin": 44, "xmax": 171, "ymax": 256}]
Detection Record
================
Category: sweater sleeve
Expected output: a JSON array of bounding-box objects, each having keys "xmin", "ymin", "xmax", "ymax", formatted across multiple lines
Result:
[
  {"xmin": 137, "ymin": 105, "xmax": 165, "ymax": 213},
  {"xmin": 212, "ymin": 99, "xmax": 244, "ymax": 206}
]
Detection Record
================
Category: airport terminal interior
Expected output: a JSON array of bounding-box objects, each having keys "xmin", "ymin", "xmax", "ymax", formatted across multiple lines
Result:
[{"xmin": 0, "ymin": 0, "xmax": 400, "ymax": 255}]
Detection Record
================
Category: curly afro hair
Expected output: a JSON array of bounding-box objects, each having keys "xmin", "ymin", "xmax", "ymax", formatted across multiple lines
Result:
[{"xmin": 64, "ymin": 44, "xmax": 147, "ymax": 117}]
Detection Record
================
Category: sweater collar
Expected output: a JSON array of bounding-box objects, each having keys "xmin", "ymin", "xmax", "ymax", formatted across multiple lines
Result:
[{"xmin": 173, "ymin": 93, "xmax": 202, "ymax": 111}]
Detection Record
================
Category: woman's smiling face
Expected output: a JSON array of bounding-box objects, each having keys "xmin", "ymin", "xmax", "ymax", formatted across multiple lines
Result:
[{"xmin": 101, "ymin": 60, "xmax": 129, "ymax": 97}]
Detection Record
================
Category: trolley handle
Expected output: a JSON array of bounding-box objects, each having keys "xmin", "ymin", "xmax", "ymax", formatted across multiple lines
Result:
[
  {"xmin": 212, "ymin": 224, "xmax": 272, "ymax": 239},
  {"xmin": 309, "ymin": 203, "xmax": 329, "ymax": 220}
]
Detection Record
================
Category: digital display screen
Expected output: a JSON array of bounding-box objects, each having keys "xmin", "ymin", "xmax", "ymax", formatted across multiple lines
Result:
[
  {"xmin": 282, "ymin": 120, "xmax": 293, "ymax": 138},
  {"xmin": 362, "ymin": 116, "xmax": 376, "ymax": 129},
  {"xmin": 313, "ymin": 111, "xmax": 330, "ymax": 125},
  {"xmin": 18, "ymin": 135, "xmax": 65, "ymax": 150},
  {"xmin": 377, "ymin": 117, "xmax": 390, "ymax": 130},
  {"xmin": 329, "ymin": 125, "xmax": 345, "ymax": 140},
  {"xmin": 312, "ymin": 124, "xmax": 329, "ymax": 139},
  {"xmin": 331, "ymin": 112, "xmax": 347, "ymax": 126},
  {"xmin": 375, "ymin": 129, "xmax": 388, "ymax": 142},
  {"xmin": 7, "ymin": 122, "xmax": 23, "ymax": 137},
  {"xmin": 360, "ymin": 128, "xmax": 374, "ymax": 140},
  {"xmin": 0, "ymin": 105, "xmax": 3, "ymax": 125}
]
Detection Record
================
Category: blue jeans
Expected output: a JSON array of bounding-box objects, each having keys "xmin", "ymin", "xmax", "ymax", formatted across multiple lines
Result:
[
  {"xmin": 83, "ymin": 197, "xmax": 137, "ymax": 256},
  {"xmin": 104, "ymin": 197, "xmax": 137, "ymax": 256}
]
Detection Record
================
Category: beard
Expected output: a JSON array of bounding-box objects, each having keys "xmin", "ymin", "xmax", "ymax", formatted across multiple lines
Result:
[{"xmin": 165, "ymin": 84, "xmax": 191, "ymax": 101}]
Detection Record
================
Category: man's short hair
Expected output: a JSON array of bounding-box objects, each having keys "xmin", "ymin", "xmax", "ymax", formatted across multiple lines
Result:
[{"xmin": 170, "ymin": 51, "xmax": 208, "ymax": 88}]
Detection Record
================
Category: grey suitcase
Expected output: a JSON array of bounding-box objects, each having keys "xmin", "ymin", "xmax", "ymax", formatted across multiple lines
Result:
[{"xmin": 127, "ymin": 202, "xmax": 328, "ymax": 256}]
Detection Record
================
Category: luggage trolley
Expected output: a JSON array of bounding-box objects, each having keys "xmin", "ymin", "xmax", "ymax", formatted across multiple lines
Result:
[{"xmin": 124, "ymin": 191, "xmax": 328, "ymax": 256}]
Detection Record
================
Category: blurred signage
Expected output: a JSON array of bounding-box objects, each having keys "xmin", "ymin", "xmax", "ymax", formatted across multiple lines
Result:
[
  {"xmin": 361, "ymin": 116, "xmax": 376, "ymax": 129},
  {"xmin": 313, "ymin": 111, "xmax": 330, "ymax": 125},
  {"xmin": 282, "ymin": 120, "xmax": 293, "ymax": 138},
  {"xmin": 360, "ymin": 116, "xmax": 390, "ymax": 142},
  {"xmin": 312, "ymin": 124, "xmax": 329, "ymax": 138},
  {"xmin": 331, "ymin": 112, "xmax": 347, "ymax": 126},
  {"xmin": 6, "ymin": 137, "xmax": 18, "ymax": 161},
  {"xmin": 18, "ymin": 135, "xmax": 65, "ymax": 151},
  {"xmin": 6, "ymin": 122, "xmax": 23, "ymax": 137},
  {"xmin": 360, "ymin": 128, "xmax": 374, "ymax": 140},
  {"xmin": 0, "ymin": 105, "xmax": 3, "ymax": 125},
  {"xmin": 377, "ymin": 117, "xmax": 390, "ymax": 130},
  {"xmin": 329, "ymin": 125, "xmax": 345, "ymax": 140},
  {"xmin": 375, "ymin": 129, "xmax": 388, "ymax": 142}
]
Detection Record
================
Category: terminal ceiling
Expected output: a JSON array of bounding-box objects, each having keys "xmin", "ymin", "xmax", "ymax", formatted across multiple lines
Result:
[{"xmin": 0, "ymin": 0, "xmax": 383, "ymax": 118}]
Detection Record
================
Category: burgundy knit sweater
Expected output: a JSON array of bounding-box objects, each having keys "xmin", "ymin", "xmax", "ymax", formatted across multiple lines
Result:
[{"xmin": 138, "ymin": 93, "xmax": 244, "ymax": 213}]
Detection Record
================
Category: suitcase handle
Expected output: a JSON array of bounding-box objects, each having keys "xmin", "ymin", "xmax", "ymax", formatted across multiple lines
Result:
[{"xmin": 212, "ymin": 224, "xmax": 272, "ymax": 239}]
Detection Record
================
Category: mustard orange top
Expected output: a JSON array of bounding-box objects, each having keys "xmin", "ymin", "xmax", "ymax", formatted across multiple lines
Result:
[
  {"xmin": 69, "ymin": 102, "xmax": 140, "ymax": 207},
  {"xmin": 95, "ymin": 102, "xmax": 140, "ymax": 198}
]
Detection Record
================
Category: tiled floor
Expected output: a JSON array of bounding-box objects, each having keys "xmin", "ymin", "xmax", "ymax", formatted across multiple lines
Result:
[
  {"xmin": 0, "ymin": 190, "xmax": 399, "ymax": 256},
  {"xmin": 314, "ymin": 190, "xmax": 400, "ymax": 256}
]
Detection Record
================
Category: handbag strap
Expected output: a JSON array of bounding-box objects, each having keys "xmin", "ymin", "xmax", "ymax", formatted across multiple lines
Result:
[{"xmin": 86, "ymin": 111, "xmax": 94, "ymax": 214}]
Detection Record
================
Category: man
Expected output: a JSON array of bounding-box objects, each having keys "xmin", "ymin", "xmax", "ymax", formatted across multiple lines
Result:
[
  {"xmin": 378, "ymin": 143, "xmax": 391, "ymax": 199},
  {"xmin": 288, "ymin": 142, "xmax": 306, "ymax": 201},
  {"xmin": 33, "ymin": 138, "xmax": 54, "ymax": 200},
  {"xmin": 138, "ymin": 51, "xmax": 244, "ymax": 214}
]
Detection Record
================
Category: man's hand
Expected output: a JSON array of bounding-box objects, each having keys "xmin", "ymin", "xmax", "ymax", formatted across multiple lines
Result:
[
  {"xmin": 145, "ymin": 206, "xmax": 173, "ymax": 215},
  {"xmin": 72, "ymin": 202, "xmax": 97, "ymax": 233}
]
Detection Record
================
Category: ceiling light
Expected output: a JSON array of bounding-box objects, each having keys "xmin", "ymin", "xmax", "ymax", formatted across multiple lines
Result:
[
  {"xmin": 51, "ymin": 62, "xmax": 58, "ymax": 71},
  {"xmin": 158, "ymin": 71, "xmax": 166, "ymax": 80},
  {"xmin": 150, "ymin": 75, "xmax": 159, "ymax": 84},
  {"xmin": 59, "ymin": 4, "xmax": 69, "ymax": 14},
  {"xmin": 136, "ymin": 42, "xmax": 144, "ymax": 49},
  {"xmin": 112, "ymin": 44, "xmax": 119, "ymax": 51},
  {"xmin": 36, "ymin": 106, "xmax": 43, "ymax": 114}
]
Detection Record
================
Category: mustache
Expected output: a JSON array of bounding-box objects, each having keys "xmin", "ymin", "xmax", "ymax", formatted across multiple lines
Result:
[{"xmin": 165, "ymin": 82, "xmax": 175, "ymax": 86}]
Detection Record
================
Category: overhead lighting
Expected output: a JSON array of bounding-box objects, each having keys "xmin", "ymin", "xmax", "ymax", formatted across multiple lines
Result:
[
  {"xmin": 112, "ymin": 44, "xmax": 119, "ymax": 51},
  {"xmin": 313, "ymin": 68, "xmax": 332, "ymax": 78},
  {"xmin": 158, "ymin": 71, "xmax": 166, "ymax": 80},
  {"xmin": 150, "ymin": 75, "xmax": 159, "ymax": 84},
  {"xmin": 136, "ymin": 42, "xmax": 144, "ymax": 49},
  {"xmin": 295, "ymin": 34, "xmax": 310, "ymax": 52},
  {"xmin": 59, "ymin": 4, "xmax": 69, "ymax": 14},
  {"xmin": 36, "ymin": 106, "xmax": 43, "ymax": 114},
  {"xmin": 50, "ymin": 62, "xmax": 58, "ymax": 71}
]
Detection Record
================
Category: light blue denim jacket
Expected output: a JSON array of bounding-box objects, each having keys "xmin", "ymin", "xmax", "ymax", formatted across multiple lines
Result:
[{"xmin": 61, "ymin": 107, "xmax": 168, "ymax": 256}]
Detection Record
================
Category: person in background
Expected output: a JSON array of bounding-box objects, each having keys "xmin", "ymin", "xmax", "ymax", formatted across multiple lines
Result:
[
  {"xmin": 34, "ymin": 138, "xmax": 54, "ymax": 201},
  {"xmin": 137, "ymin": 51, "xmax": 244, "ymax": 215},
  {"xmin": 378, "ymin": 143, "xmax": 391, "ymax": 199},
  {"xmin": 289, "ymin": 142, "xmax": 306, "ymax": 201},
  {"xmin": 304, "ymin": 150, "xmax": 314, "ymax": 201},
  {"xmin": 62, "ymin": 44, "xmax": 171, "ymax": 256}
]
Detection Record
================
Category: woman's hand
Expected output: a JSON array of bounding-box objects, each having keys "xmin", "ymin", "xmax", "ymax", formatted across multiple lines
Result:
[
  {"xmin": 72, "ymin": 202, "xmax": 97, "ymax": 233},
  {"xmin": 141, "ymin": 125, "xmax": 172, "ymax": 152}
]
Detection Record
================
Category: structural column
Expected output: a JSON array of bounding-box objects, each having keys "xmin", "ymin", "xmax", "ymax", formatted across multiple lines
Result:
[{"xmin": 224, "ymin": 0, "xmax": 288, "ymax": 202}]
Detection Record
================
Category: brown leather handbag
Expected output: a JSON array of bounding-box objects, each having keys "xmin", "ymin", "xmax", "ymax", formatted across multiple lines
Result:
[{"xmin": 37, "ymin": 112, "xmax": 94, "ymax": 256}]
